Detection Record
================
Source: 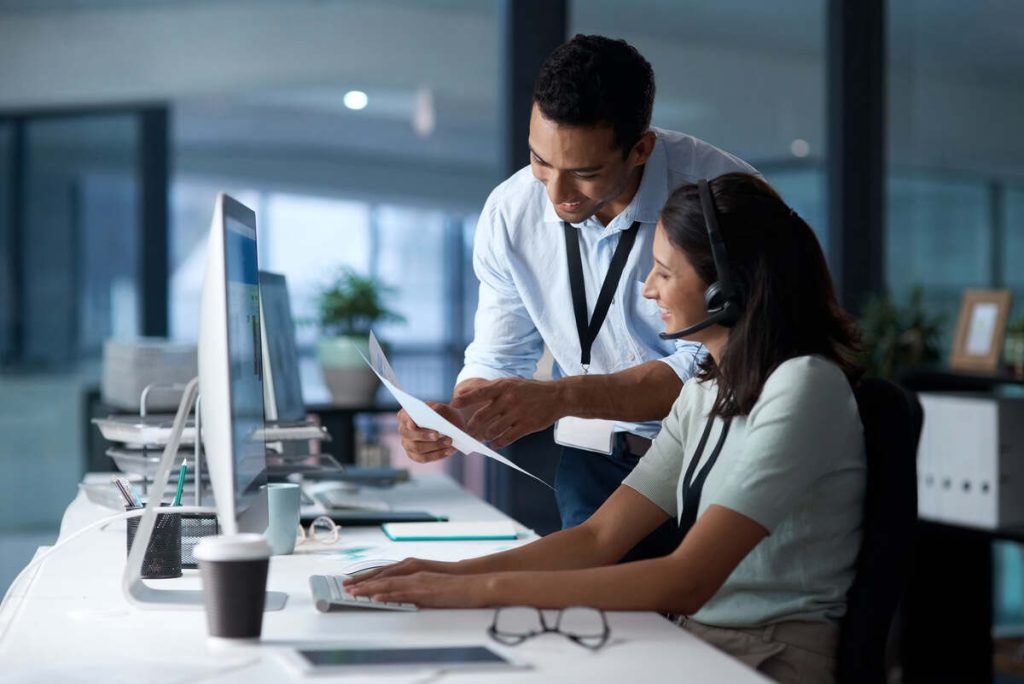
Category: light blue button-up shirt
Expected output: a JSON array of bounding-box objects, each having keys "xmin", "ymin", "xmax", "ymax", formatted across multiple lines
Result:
[{"xmin": 457, "ymin": 128, "xmax": 757, "ymax": 439}]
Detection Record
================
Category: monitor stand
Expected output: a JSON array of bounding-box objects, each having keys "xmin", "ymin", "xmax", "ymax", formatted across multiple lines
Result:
[{"xmin": 122, "ymin": 377, "xmax": 287, "ymax": 611}]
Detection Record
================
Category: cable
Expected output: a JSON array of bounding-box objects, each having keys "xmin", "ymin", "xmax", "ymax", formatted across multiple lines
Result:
[{"xmin": 0, "ymin": 504, "xmax": 215, "ymax": 636}]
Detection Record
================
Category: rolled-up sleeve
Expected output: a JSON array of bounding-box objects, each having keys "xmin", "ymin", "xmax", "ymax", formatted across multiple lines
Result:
[
  {"xmin": 456, "ymin": 200, "xmax": 544, "ymax": 385},
  {"xmin": 656, "ymin": 340, "xmax": 705, "ymax": 381}
]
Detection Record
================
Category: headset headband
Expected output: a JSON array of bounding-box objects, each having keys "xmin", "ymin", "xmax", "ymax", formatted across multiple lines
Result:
[{"xmin": 697, "ymin": 179, "xmax": 737, "ymax": 304}]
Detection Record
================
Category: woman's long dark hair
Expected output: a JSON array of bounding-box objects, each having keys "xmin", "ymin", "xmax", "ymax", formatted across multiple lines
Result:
[{"xmin": 660, "ymin": 172, "xmax": 862, "ymax": 420}]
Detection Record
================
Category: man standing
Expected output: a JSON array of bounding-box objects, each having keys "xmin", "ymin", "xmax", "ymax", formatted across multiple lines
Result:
[{"xmin": 398, "ymin": 34, "xmax": 756, "ymax": 558}]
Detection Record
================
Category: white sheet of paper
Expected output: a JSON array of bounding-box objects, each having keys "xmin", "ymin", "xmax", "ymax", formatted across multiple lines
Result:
[
  {"xmin": 362, "ymin": 334, "xmax": 554, "ymax": 490},
  {"xmin": 553, "ymin": 416, "xmax": 616, "ymax": 455},
  {"xmin": 368, "ymin": 331, "xmax": 401, "ymax": 388}
]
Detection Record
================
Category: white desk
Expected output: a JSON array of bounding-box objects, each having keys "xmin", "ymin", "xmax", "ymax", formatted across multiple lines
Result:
[{"xmin": 0, "ymin": 473, "xmax": 766, "ymax": 683}]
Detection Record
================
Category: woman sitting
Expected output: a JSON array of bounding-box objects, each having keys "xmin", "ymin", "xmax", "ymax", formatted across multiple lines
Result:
[{"xmin": 347, "ymin": 172, "xmax": 866, "ymax": 683}]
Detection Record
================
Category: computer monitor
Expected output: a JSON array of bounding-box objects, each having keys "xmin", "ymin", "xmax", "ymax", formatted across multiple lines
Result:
[
  {"xmin": 198, "ymin": 193, "xmax": 269, "ymax": 537},
  {"xmin": 259, "ymin": 271, "xmax": 305, "ymax": 424},
  {"xmin": 124, "ymin": 193, "xmax": 285, "ymax": 610}
]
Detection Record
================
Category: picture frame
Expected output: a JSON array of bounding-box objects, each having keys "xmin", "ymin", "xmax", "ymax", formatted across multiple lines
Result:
[{"xmin": 950, "ymin": 289, "xmax": 1013, "ymax": 373}]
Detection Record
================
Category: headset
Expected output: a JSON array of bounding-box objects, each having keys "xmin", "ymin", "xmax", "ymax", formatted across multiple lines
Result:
[{"xmin": 659, "ymin": 178, "xmax": 743, "ymax": 340}]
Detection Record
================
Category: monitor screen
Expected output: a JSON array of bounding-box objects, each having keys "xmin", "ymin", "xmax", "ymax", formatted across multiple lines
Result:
[
  {"xmin": 224, "ymin": 216, "xmax": 266, "ymax": 502},
  {"xmin": 259, "ymin": 272, "xmax": 305, "ymax": 423}
]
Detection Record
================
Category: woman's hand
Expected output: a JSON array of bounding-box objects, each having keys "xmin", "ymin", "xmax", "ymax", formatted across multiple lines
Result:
[
  {"xmin": 343, "ymin": 557, "xmax": 460, "ymax": 586},
  {"xmin": 345, "ymin": 571, "xmax": 492, "ymax": 608}
]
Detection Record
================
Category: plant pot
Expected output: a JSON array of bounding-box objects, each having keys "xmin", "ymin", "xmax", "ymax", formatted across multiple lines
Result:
[{"xmin": 316, "ymin": 336, "xmax": 380, "ymax": 407}]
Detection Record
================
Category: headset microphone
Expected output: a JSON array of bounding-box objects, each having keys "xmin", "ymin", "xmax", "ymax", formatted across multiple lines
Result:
[
  {"xmin": 658, "ymin": 179, "xmax": 743, "ymax": 341},
  {"xmin": 659, "ymin": 303, "xmax": 737, "ymax": 340}
]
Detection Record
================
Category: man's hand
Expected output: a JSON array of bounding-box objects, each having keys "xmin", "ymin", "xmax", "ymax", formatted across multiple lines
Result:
[
  {"xmin": 396, "ymin": 379, "xmax": 494, "ymax": 463},
  {"xmin": 451, "ymin": 377, "xmax": 564, "ymax": 449},
  {"xmin": 397, "ymin": 402, "xmax": 462, "ymax": 463}
]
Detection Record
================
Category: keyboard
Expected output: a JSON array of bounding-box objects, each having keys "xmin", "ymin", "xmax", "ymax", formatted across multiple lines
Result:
[{"xmin": 309, "ymin": 575, "xmax": 418, "ymax": 612}]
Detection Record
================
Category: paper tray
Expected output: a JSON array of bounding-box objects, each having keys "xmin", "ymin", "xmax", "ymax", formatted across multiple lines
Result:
[
  {"xmin": 106, "ymin": 447, "xmax": 208, "ymax": 480},
  {"xmin": 93, "ymin": 415, "xmax": 196, "ymax": 446},
  {"xmin": 94, "ymin": 416, "xmax": 331, "ymax": 446}
]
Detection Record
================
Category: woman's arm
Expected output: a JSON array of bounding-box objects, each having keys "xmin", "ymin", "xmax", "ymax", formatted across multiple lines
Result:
[
  {"xmin": 347, "ymin": 486, "xmax": 670, "ymax": 583},
  {"xmin": 349, "ymin": 504, "xmax": 767, "ymax": 614}
]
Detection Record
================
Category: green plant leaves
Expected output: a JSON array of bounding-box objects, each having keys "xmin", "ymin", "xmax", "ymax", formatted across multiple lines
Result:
[
  {"xmin": 316, "ymin": 267, "xmax": 405, "ymax": 337},
  {"xmin": 860, "ymin": 286, "xmax": 944, "ymax": 380}
]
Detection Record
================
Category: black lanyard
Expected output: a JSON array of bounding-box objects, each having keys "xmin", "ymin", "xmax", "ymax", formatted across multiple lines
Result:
[
  {"xmin": 563, "ymin": 220, "xmax": 642, "ymax": 373},
  {"xmin": 679, "ymin": 416, "xmax": 732, "ymax": 535}
]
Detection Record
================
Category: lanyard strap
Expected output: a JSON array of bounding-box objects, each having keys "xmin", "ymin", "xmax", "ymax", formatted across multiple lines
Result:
[
  {"xmin": 563, "ymin": 220, "xmax": 642, "ymax": 373},
  {"xmin": 679, "ymin": 416, "xmax": 732, "ymax": 535}
]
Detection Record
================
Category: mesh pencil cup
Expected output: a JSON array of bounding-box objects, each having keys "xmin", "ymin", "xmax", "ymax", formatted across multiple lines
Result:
[{"xmin": 126, "ymin": 508, "xmax": 182, "ymax": 579}]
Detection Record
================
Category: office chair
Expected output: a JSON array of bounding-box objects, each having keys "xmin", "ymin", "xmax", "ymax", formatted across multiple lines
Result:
[{"xmin": 837, "ymin": 377, "xmax": 923, "ymax": 684}]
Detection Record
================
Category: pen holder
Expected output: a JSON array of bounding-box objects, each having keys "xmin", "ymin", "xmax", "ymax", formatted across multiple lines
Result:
[
  {"xmin": 180, "ymin": 513, "xmax": 219, "ymax": 569},
  {"xmin": 126, "ymin": 508, "xmax": 182, "ymax": 579}
]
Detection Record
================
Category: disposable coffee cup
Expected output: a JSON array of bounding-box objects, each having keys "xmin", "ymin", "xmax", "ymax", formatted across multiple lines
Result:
[{"xmin": 194, "ymin": 534, "xmax": 271, "ymax": 641}]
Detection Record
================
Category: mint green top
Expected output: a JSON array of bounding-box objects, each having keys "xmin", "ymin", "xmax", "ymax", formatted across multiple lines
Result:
[{"xmin": 623, "ymin": 355, "xmax": 866, "ymax": 627}]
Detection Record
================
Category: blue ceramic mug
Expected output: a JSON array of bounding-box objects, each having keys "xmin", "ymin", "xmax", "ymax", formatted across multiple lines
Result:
[{"xmin": 262, "ymin": 483, "xmax": 301, "ymax": 555}]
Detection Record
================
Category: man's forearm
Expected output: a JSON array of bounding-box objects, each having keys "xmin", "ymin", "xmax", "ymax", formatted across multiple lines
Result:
[{"xmin": 554, "ymin": 360, "xmax": 682, "ymax": 422}]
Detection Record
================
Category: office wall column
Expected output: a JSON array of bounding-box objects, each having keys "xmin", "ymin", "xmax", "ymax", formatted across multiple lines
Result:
[
  {"xmin": 827, "ymin": 0, "xmax": 885, "ymax": 314},
  {"xmin": 989, "ymin": 182, "xmax": 1006, "ymax": 288},
  {"xmin": 489, "ymin": 1, "xmax": 566, "ymax": 533},
  {"xmin": 138, "ymin": 107, "xmax": 169, "ymax": 337},
  {"xmin": 499, "ymin": 0, "xmax": 567, "ymax": 178},
  {"xmin": 0, "ymin": 119, "xmax": 25, "ymax": 364},
  {"xmin": 443, "ymin": 215, "xmax": 467, "ymax": 485}
]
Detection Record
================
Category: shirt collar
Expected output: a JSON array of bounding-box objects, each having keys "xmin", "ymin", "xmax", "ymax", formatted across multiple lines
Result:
[{"xmin": 542, "ymin": 131, "xmax": 669, "ymax": 232}]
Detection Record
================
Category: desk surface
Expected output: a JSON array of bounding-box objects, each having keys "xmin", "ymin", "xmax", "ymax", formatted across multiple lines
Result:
[{"xmin": 0, "ymin": 473, "xmax": 766, "ymax": 683}]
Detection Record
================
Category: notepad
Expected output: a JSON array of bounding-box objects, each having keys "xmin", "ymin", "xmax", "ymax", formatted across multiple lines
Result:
[{"xmin": 381, "ymin": 521, "xmax": 518, "ymax": 541}]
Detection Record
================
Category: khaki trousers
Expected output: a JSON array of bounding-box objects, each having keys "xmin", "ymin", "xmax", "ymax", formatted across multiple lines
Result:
[{"xmin": 680, "ymin": 618, "xmax": 839, "ymax": 684}]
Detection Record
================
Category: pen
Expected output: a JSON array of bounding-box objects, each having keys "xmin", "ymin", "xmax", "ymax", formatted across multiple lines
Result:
[
  {"xmin": 111, "ymin": 475, "xmax": 136, "ymax": 509},
  {"xmin": 172, "ymin": 458, "xmax": 188, "ymax": 506},
  {"xmin": 122, "ymin": 478, "xmax": 143, "ymax": 507}
]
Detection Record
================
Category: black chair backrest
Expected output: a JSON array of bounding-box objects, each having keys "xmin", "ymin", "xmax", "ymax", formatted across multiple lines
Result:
[{"xmin": 838, "ymin": 377, "xmax": 922, "ymax": 684}]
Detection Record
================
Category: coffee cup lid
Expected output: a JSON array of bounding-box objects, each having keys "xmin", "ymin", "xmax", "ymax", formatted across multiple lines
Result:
[{"xmin": 194, "ymin": 533, "xmax": 271, "ymax": 562}]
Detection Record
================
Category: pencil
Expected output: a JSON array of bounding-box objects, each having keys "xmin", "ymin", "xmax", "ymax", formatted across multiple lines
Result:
[{"xmin": 172, "ymin": 458, "xmax": 188, "ymax": 506}]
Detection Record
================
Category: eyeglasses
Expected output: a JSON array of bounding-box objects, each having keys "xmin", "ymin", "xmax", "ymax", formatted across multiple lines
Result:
[
  {"xmin": 488, "ymin": 606, "xmax": 610, "ymax": 650},
  {"xmin": 296, "ymin": 515, "xmax": 341, "ymax": 545}
]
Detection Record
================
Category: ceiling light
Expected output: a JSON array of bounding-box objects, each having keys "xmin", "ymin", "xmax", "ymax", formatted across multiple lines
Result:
[
  {"xmin": 343, "ymin": 90, "xmax": 368, "ymax": 111},
  {"xmin": 412, "ymin": 86, "xmax": 436, "ymax": 138}
]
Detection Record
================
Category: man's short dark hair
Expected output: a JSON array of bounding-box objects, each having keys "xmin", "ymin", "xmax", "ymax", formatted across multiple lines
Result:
[{"xmin": 532, "ymin": 34, "xmax": 655, "ymax": 155}]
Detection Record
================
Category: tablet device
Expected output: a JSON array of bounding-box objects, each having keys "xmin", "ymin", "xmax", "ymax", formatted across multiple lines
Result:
[
  {"xmin": 301, "ymin": 510, "xmax": 448, "ymax": 527},
  {"xmin": 382, "ymin": 521, "xmax": 518, "ymax": 541},
  {"xmin": 280, "ymin": 644, "xmax": 526, "ymax": 675}
]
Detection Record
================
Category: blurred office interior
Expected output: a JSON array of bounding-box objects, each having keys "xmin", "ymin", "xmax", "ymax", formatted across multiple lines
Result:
[{"xmin": 1, "ymin": 0, "xmax": 1023, "ymax": 663}]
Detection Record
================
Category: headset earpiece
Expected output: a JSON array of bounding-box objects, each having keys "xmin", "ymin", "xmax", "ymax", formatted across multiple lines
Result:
[
  {"xmin": 659, "ymin": 178, "xmax": 743, "ymax": 340},
  {"xmin": 704, "ymin": 282, "xmax": 726, "ymax": 314}
]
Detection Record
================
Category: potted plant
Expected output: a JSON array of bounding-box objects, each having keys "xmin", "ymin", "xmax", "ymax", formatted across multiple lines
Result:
[
  {"xmin": 315, "ymin": 267, "xmax": 404, "ymax": 406},
  {"xmin": 860, "ymin": 286, "xmax": 944, "ymax": 381},
  {"xmin": 1005, "ymin": 313, "xmax": 1024, "ymax": 377}
]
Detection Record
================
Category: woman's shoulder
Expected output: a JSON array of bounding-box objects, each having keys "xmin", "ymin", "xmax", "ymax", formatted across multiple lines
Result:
[
  {"xmin": 680, "ymin": 373, "xmax": 718, "ymax": 405},
  {"xmin": 760, "ymin": 355, "xmax": 855, "ymax": 408},
  {"xmin": 662, "ymin": 374, "xmax": 716, "ymax": 426}
]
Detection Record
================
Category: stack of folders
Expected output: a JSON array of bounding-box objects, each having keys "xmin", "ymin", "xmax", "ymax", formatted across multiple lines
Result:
[
  {"xmin": 101, "ymin": 338, "xmax": 197, "ymax": 411},
  {"xmin": 917, "ymin": 393, "xmax": 1024, "ymax": 529}
]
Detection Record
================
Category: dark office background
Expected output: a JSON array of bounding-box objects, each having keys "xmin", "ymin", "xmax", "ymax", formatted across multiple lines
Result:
[{"xmin": 2, "ymin": 0, "xmax": 1023, "ymax": 662}]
